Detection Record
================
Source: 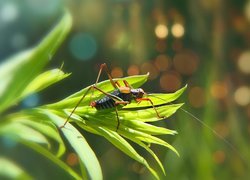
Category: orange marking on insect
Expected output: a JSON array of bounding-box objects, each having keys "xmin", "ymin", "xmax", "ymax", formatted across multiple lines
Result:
[{"xmin": 119, "ymin": 86, "xmax": 131, "ymax": 94}]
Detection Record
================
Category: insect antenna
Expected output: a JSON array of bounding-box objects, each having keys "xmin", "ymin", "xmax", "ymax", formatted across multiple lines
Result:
[{"xmin": 145, "ymin": 93, "xmax": 247, "ymax": 164}]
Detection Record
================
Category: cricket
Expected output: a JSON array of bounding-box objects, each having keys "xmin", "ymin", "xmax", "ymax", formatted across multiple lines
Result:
[
  {"xmin": 61, "ymin": 63, "xmax": 245, "ymax": 164},
  {"xmin": 61, "ymin": 63, "xmax": 165, "ymax": 131}
]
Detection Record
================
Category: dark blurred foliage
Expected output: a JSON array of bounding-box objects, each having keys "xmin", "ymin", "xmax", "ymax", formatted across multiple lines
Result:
[{"xmin": 1, "ymin": 0, "xmax": 250, "ymax": 179}]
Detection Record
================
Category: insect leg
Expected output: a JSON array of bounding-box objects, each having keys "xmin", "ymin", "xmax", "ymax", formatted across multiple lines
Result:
[
  {"xmin": 60, "ymin": 86, "xmax": 92, "ymax": 128},
  {"xmin": 136, "ymin": 98, "xmax": 165, "ymax": 118},
  {"xmin": 89, "ymin": 63, "xmax": 119, "ymax": 105},
  {"xmin": 115, "ymin": 81, "xmax": 121, "ymax": 87},
  {"xmin": 114, "ymin": 106, "xmax": 120, "ymax": 131},
  {"xmin": 92, "ymin": 86, "xmax": 127, "ymax": 103},
  {"xmin": 98, "ymin": 63, "xmax": 118, "ymax": 89},
  {"xmin": 114, "ymin": 101, "xmax": 130, "ymax": 132},
  {"xmin": 123, "ymin": 80, "xmax": 133, "ymax": 88}
]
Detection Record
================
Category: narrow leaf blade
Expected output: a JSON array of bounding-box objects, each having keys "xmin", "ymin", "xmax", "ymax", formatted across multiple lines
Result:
[
  {"xmin": 0, "ymin": 11, "xmax": 72, "ymax": 113},
  {"xmin": 44, "ymin": 111, "xmax": 103, "ymax": 180},
  {"xmin": 0, "ymin": 157, "xmax": 32, "ymax": 180}
]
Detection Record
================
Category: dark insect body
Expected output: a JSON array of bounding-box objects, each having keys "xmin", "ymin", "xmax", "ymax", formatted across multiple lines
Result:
[
  {"xmin": 90, "ymin": 88, "xmax": 147, "ymax": 110},
  {"xmin": 91, "ymin": 89, "xmax": 132, "ymax": 110}
]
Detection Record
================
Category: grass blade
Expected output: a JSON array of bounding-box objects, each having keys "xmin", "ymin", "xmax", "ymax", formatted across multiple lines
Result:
[
  {"xmin": 122, "ymin": 103, "xmax": 184, "ymax": 122},
  {"xmin": 0, "ymin": 11, "xmax": 72, "ymax": 113},
  {"xmin": 44, "ymin": 110, "xmax": 103, "ymax": 180},
  {"xmin": 22, "ymin": 141, "xmax": 81, "ymax": 180},
  {"xmin": 122, "ymin": 120, "xmax": 177, "ymax": 135},
  {"xmin": 0, "ymin": 157, "xmax": 32, "ymax": 180},
  {"xmin": 21, "ymin": 69, "xmax": 70, "ymax": 99},
  {"xmin": 94, "ymin": 126, "xmax": 160, "ymax": 180},
  {"xmin": 18, "ymin": 118, "xmax": 66, "ymax": 157},
  {"xmin": 0, "ymin": 122, "xmax": 49, "ymax": 147}
]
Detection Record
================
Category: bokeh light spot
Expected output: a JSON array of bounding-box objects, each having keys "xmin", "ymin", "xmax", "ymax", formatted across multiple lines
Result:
[
  {"xmin": 111, "ymin": 67, "xmax": 123, "ymax": 78},
  {"xmin": 160, "ymin": 72, "xmax": 181, "ymax": 92},
  {"xmin": 173, "ymin": 50, "xmax": 199, "ymax": 75},
  {"xmin": 188, "ymin": 86, "xmax": 206, "ymax": 108},
  {"xmin": 22, "ymin": 93, "xmax": 40, "ymax": 108},
  {"xmin": 213, "ymin": 150, "xmax": 226, "ymax": 164},
  {"xmin": 0, "ymin": 2, "xmax": 18, "ymax": 23},
  {"xmin": 210, "ymin": 81, "xmax": 228, "ymax": 99},
  {"xmin": 1, "ymin": 136, "xmax": 17, "ymax": 148},
  {"xmin": 245, "ymin": 1, "xmax": 250, "ymax": 21},
  {"xmin": 141, "ymin": 62, "xmax": 159, "ymax": 80},
  {"xmin": 238, "ymin": 51, "xmax": 250, "ymax": 74},
  {"xmin": 69, "ymin": 33, "xmax": 97, "ymax": 61},
  {"xmin": 66, "ymin": 153, "xmax": 78, "ymax": 166},
  {"xmin": 26, "ymin": 0, "xmax": 61, "ymax": 17},
  {"xmin": 154, "ymin": 54, "xmax": 170, "ymax": 72},
  {"xmin": 127, "ymin": 65, "xmax": 139, "ymax": 76},
  {"xmin": 234, "ymin": 86, "xmax": 250, "ymax": 106},
  {"xmin": 171, "ymin": 23, "xmax": 185, "ymax": 38},
  {"xmin": 155, "ymin": 24, "xmax": 168, "ymax": 39},
  {"xmin": 214, "ymin": 121, "xmax": 229, "ymax": 138}
]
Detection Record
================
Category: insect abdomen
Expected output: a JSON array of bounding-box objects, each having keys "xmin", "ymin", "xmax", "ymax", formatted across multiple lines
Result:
[
  {"xmin": 94, "ymin": 97, "xmax": 115, "ymax": 110},
  {"xmin": 92, "ymin": 89, "xmax": 132, "ymax": 110}
]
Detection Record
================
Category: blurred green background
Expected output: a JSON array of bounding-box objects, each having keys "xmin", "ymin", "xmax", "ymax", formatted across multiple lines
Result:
[{"xmin": 1, "ymin": 0, "xmax": 250, "ymax": 179}]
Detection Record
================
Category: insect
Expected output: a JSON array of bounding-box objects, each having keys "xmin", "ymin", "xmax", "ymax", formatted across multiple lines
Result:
[
  {"xmin": 61, "ymin": 63, "xmax": 164, "ymax": 131},
  {"xmin": 61, "ymin": 63, "xmax": 246, "ymax": 165}
]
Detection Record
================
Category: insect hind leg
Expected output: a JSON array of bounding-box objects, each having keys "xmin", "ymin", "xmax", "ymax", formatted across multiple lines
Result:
[
  {"xmin": 123, "ymin": 80, "xmax": 133, "ymax": 88},
  {"xmin": 115, "ymin": 106, "xmax": 120, "ymax": 131},
  {"xmin": 97, "ymin": 63, "xmax": 118, "ymax": 89},
  {"xmin": 60, "ymin": 86, "xmax": 92, "ymax": 128},
  {"xmin": 89, "ymin": 63, "xmax": 119, "ymax": 105}
]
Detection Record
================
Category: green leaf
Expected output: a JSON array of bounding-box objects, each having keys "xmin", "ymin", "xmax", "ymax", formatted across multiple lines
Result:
[
  {"xmin": 75, "ymin": 103, "xmax": 183, "ymax": 129},
  {"xmin": 0, "ymin": 122, "xmax": 49, "ymax": 147},
  {"xmin": 0, "ymin": 157, "xmax": 32, "ymax": 180},
  {"xmin": 44, "ymin": 110, "xmax": 103, "ymax": 180},
  {"xmin": 0, "ymin": 111, "xmax": 81, "ymax": 179},
  {"xmin": 121, "ymin": 103, "xmax": 184, "ymax": 122},
  {"xmin": 119, "ymin": 127, "xmax": 179, "ymax": 156},
  {"xmin": 1, "ymin": 110, "xmax": 66, "ymax": 156},
  {"xmin": 18, "ymin": 118, "xmax": 66, "ymax": 157},
  {"xmin": 93, "ymin": 126, "xmax": 160, "ymax": 180},
  {"xmin": 0, "ymin": 11, "xmax": 72, "ymax": 114},
  {"xmin": 122, "ymin": 120, "xmax": 177, "ymax": 135},
  {"xmin": 22, "ymin": 141, "xmax": 82, "ymax": 180},
  {"xmin": 121, "ymin": 134, "xmax": 166, "ymax": 176},
  {"xmin": 21, "ymin": 68, "xmax": 70, "ymax": 99}
]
